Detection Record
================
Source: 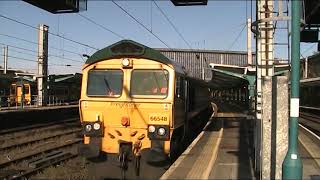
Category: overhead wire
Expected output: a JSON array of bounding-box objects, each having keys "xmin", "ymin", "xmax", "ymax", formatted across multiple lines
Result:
[
  {"xmin": 78, "ymin": 14, "xmax": 126, "ymax": 39},
  {"xmin": 152, "ymin": 1, "xmax": 192, "ymax": 49},
  {"xmin": 111, "ymin": 0, "xmax": 171, "ymax": 49},
  {"xmin": 0, "ymin": 14, "xmax": 99, "ymax": 50},
  {"xmin": 48, "ymin": 54, "xmax": 84, "ymax": 63},
  {"xmin": 0, "ymin": 33, "xmax": 84, "ymax": 57},
  {"xmin": 0, "ymin": 42, "xmax": 38, "ymax": 54},
  {"xmin": 227, "ymin": 23, "xmax": 247, "ymax": 50},
  {"xmin": 0, "ymin": 33, "xmax": 38, "ymax": 45},
  {"xmin": 7, "ymin": 48, "xmax": 37, "ymax": 57},
  {"xmin": 0, "ymin": 42, "xmax": 84, "ymax": 64},
  {"xmin": 4, "ymin": 54, "xmax": 37, "ymax": 63},
  {"xmin": 0, "ymin": 54, "xmax": 80, "ymax": 67}
]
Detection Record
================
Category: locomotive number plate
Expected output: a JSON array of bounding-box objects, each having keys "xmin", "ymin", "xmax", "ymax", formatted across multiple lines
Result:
[{"xmin": 148, "ymin": 114, "xmax": 169, "ymax": 125}]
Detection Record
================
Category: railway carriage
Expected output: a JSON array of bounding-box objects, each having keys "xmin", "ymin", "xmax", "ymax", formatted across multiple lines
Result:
[
  {"xmin": 79, "ymin": 40, "xmax": 213, "ymax": 176},
  {"xmin": 9, "ymin": 81, "xmax": 35, "ymax": 106}
]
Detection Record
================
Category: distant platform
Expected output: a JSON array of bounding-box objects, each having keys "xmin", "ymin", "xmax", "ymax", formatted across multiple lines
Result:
[{"xmin": 0, "ymin": 104, "xmax": 78, "ymax": 113}]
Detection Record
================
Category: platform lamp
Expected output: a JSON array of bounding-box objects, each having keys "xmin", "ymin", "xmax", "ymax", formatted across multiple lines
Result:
[{"xmin": 282, "ymin": 0, "xmax": 303, "ymax": 179}]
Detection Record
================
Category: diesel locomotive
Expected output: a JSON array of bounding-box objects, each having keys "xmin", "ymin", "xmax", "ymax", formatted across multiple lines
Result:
[{"xmin": 79, "ymin": 40, "xmax": 213, "ymax": 177}]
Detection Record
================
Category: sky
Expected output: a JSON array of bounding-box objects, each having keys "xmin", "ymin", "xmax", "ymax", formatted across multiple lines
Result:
[{"xmin": 0, "ymin": 0, "xmax": 318, "ymax": 74}]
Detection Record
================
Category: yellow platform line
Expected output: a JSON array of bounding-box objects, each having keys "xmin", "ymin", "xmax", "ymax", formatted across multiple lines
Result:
[
  {"xmin": 161, "ymin": 119, "xmax": 224, "ymax": 179},
  {"xmin": 202, "ymin": 127, "xmax": 223, "ymax": 179},
  {"xmin": 160, "ymin": 120, "xmax": 214, "ymax": 180},
  {"xmin": 186, "ymin": 127, "xmax": 223, "ymax": 179}
]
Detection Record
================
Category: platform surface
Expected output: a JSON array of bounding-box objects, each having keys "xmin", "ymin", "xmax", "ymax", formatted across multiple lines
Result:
[
  {"xmin": 299, "ymin": 125, "xmax": 320, "ymax": 179},
  {"xmin": 209, "ymin": 118, "xmax": 255, "ymax": 179},
  {"xmin": 161, "ymin": 114, "xmax": 320, "ymax": 179},
  {"xmin": 161, "ymin": 117, "xmax": 255, "ymax": 179}
]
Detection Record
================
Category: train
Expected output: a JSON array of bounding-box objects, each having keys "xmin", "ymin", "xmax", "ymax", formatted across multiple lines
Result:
[
  {"xmin": 78, "ymin": 40, "xmax": 214, "ymax": 178},
  {"xmin": 0, "ymin": 73, "xmax": 81, "ymax": 107},
  {"xmin": 9, "ymin": 80, "xmax": 35, "ymax": 106}
]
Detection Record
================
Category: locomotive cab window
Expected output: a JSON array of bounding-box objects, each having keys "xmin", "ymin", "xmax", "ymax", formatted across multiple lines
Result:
[
  {"xmin": 87, "ymin": 69, "xmax": 123, "ymax": 97},
  {"xmin": 131, "ymin": 69, "xmax": 169, "ymax": 97}
]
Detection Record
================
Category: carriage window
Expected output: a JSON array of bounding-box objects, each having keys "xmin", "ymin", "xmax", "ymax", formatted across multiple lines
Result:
[
  {"xmin": 87, "ymin": 69, "xmax": 123, "ymax": 97},
  {"xmin": 24, "ymin": 85, "xmax": 29, "ymax": 94},
  {"xmin": 131, "ymin": 70, "xmax": 168, "ymax": 97},
  {"xmin": 10, "ymin": 85, "xmax": 16, "ymax": 95}
]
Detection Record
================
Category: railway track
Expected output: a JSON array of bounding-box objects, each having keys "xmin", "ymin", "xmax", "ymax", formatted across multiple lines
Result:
[
  {"xmin": 0, "ymin": 118, "xmax": 82, "ymax": 179},
  {"xmin": 0, "ymin": 118, "xmax": 79, "ymax": 136},
  {"xmin": 299, "ymin": 106, "xmax": 320, "ymax": 136}
]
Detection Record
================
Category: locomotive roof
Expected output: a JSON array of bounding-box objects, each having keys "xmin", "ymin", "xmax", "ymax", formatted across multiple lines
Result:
[{"xmin": 85, "ymin": 40, "xmax": 186, "ymax": 72}]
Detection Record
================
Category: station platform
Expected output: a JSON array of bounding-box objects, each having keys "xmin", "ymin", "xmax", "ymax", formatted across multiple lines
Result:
[
  {"xmin": 161, "ymin": 117, "xmax": 255, "ymax": 179},
  {"xmin": 161, "ymin": 108, "xmax": 320, "ymax": 179},
  {"xmin": 299, "ymin": 125, "xmax": 320, "ymax": 179}
]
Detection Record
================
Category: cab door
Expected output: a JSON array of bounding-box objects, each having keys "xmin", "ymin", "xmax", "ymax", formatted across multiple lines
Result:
[
  {"xmin": 16, "ymin": 86, "xmax": 22, "ymax": 104},
  {"xmin": 173, "ymin": 75, "xmax": 186, "ymax": 128}
]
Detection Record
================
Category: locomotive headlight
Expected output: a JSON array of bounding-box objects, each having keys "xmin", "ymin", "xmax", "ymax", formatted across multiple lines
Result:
[
  {"xmin": 158, "ymin": 127, "xmax": 166, "ymax": 136},
  {"xmin": 93, "ymin": 123, "xmax": 101, "ymax": 130},
  {"xmin": 85, "ymin": 124, "xmax": 92, "ymax": 132},
  {"xmin": 148, "ymin": 125, "xmax": 156, "ymax": 133},
  {"xmin": 122, "ymin": 58, "xmax": 130, "ymax": 66}
]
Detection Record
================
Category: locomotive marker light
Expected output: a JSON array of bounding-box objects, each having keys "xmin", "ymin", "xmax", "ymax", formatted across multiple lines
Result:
[
  {"xmin": 85, "ymin": 124, "xmax": 92, "ymax": 132},
  {"xmin": 158, "ymin": 127, "xmax": 166, "ymax": 136},
  {"xmin": 148, "ymin": 125, "xmax": 169, "ymax": 139},
  {"xmin": 83, "ymin": 121, "xmax": 103, "ymax": 136},
  {"xmin": 93, "ymin": 122, "xmax": 101, "ymax": 130},
  {"xmin": 148, "ymin": 125, "xmax": 156, "ymax": 133},
  {"xmin": 122, "ymin": 58, "xmax": 132, "ymax": 68},
  {"xmin": 122, "ymin": 58, "xmax": 130, "ymax": 66}
]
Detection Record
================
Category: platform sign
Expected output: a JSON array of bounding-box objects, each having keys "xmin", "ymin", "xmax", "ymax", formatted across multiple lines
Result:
[{"xmin": 22, "ymin": 0, "xmax": 87, "ymax": 14}]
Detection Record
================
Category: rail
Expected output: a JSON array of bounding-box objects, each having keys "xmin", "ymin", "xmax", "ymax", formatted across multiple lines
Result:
[
  {"xmin": 299, "ymin": 106, "xmax": 320, "ymax": 136},
  {"xmin": 0, "ymin": 118, "xmax": 79, "ymax": 135},
  {"xmin": 0, "ymin": 120, "xmax": 82, "ymax": 179}
]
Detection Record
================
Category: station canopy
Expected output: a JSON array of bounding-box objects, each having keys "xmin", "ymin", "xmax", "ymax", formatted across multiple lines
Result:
[
  {"xmin": 301, "ymin": 0, "xmax": 320, "ymax": 44},
  {"xmin": 304, "ymin": 0, "xmax": 320, "ymax": 26},
  {"xmin": 209, "ymin": 64, "xmax": 251, "ymax": 90},
  {"xmin": 22, "ymin": 0, "xmax": 87, "ymax": 14},
  {"xmin": 170, "ymin": 0, "xmax": 208, "ymax": 6}
]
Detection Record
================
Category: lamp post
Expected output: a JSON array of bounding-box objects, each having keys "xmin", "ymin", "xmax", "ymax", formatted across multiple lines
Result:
[{"xmin": 282, "ymin": 0, "xmax": 303, "ymax": 179}]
